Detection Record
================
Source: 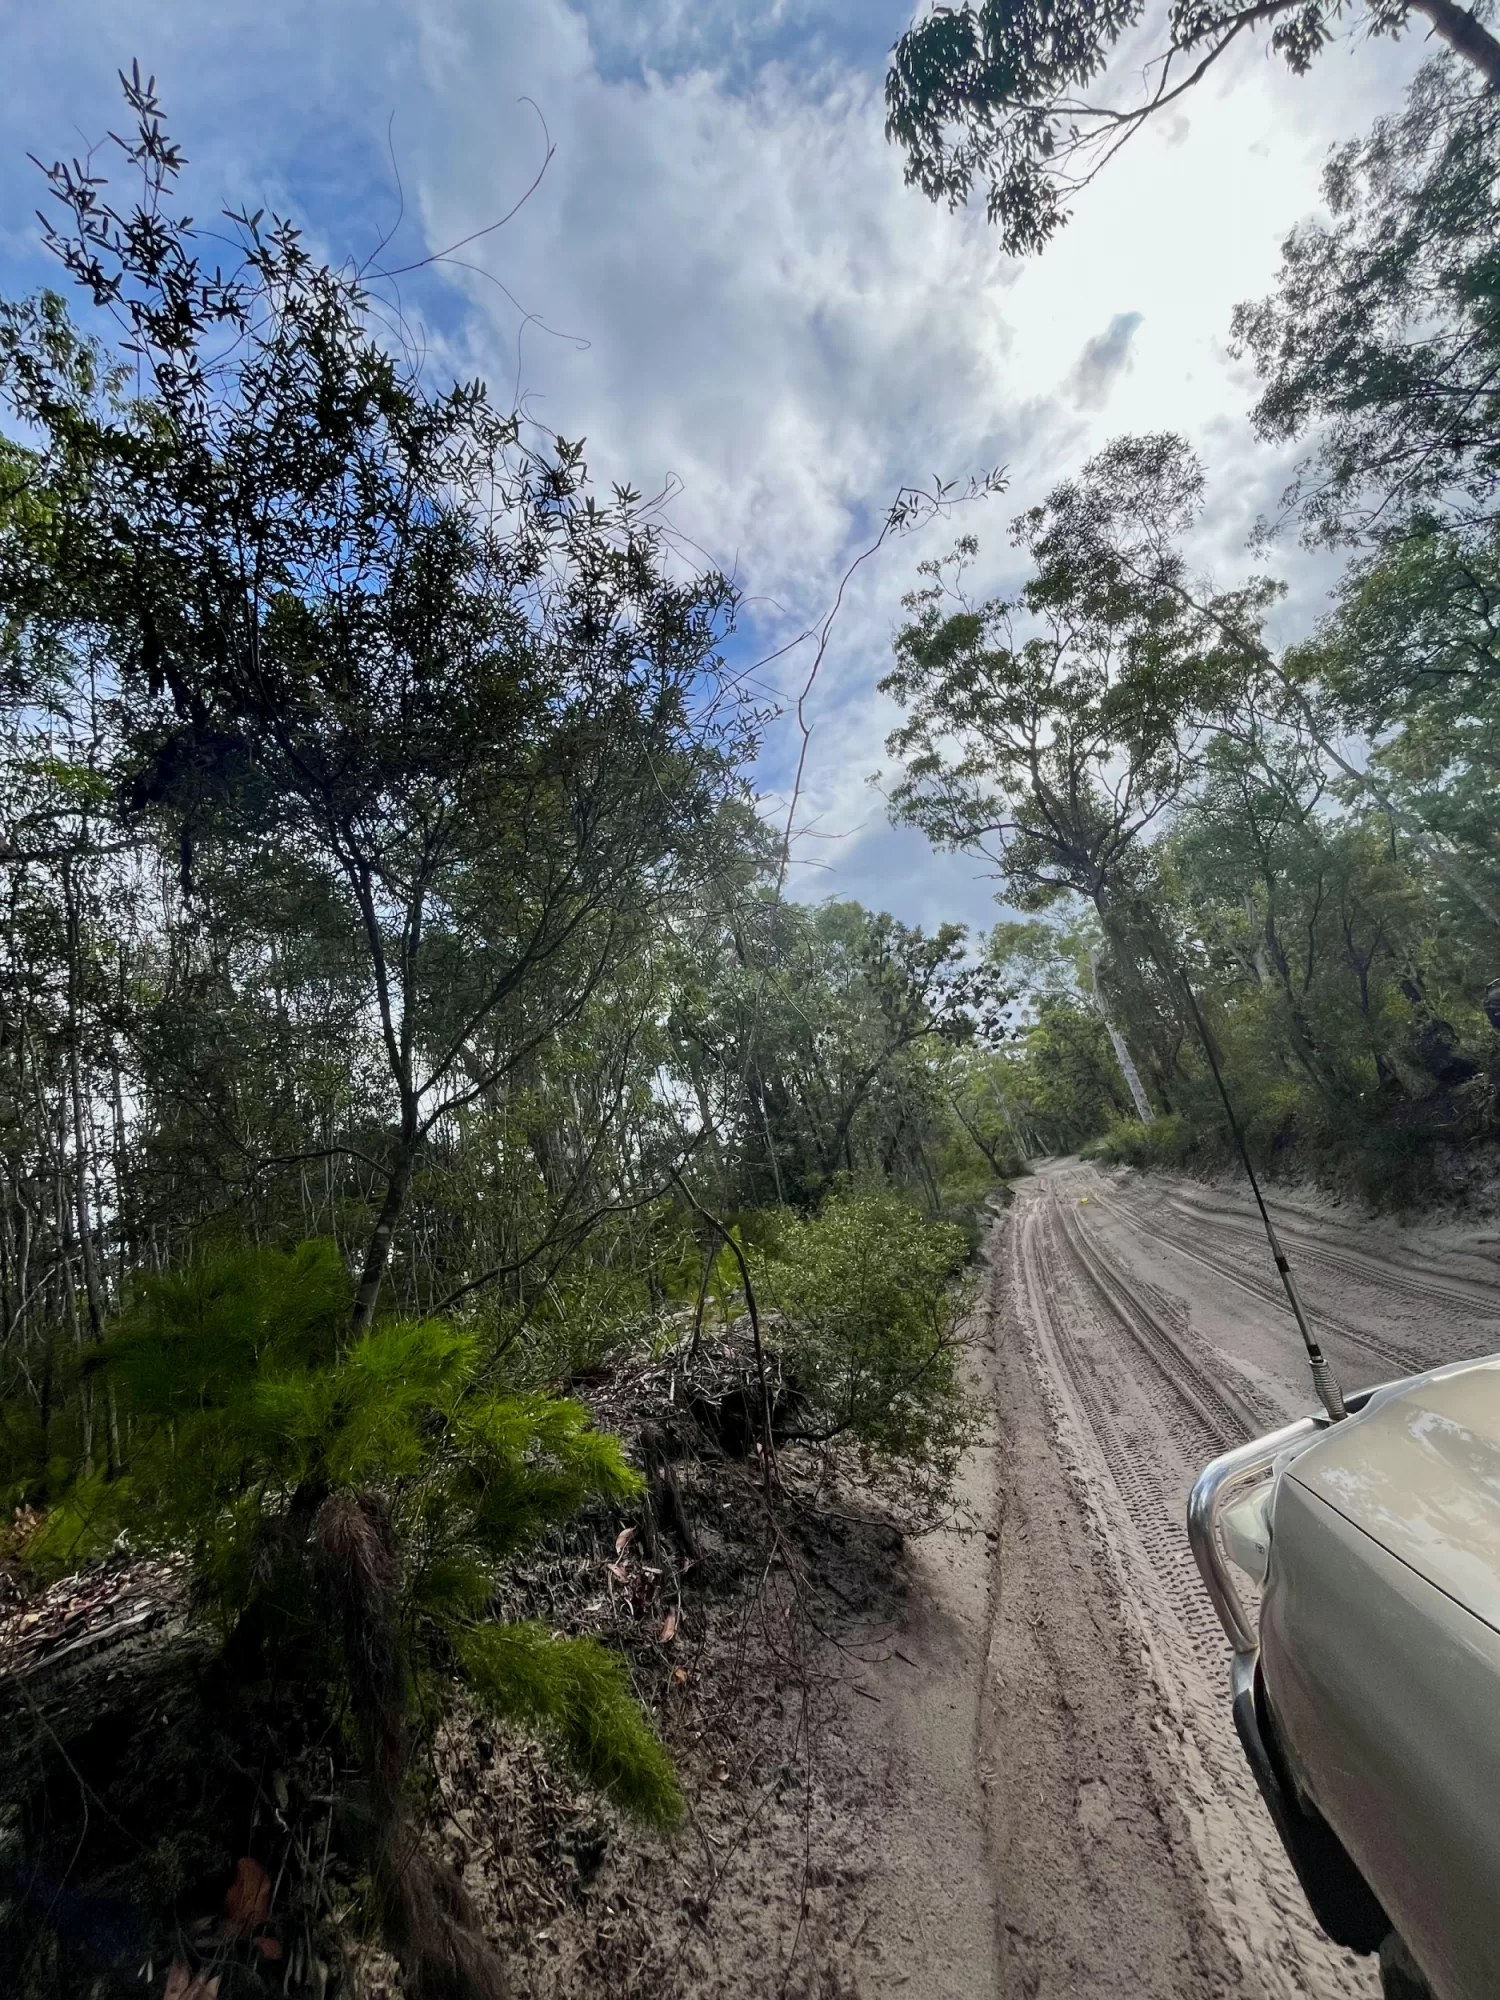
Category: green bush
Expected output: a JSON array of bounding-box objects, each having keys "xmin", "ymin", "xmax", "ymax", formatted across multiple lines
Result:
[
  {"xmin": 1086, "ymin": 1113, "xmax": 1193, "ymax": 1169},
  {"xmin": 758, "ymin": 1188, "xmax": 977, "ymax": 1493},
  {"xmin": 23, "ymin": 1241, "xmax": 679, "ymax": 1994}
]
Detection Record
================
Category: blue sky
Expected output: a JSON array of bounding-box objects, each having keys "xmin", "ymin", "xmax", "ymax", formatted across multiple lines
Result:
[{"xmin": 1, "ymin": 0, "xmax": 1432, "ymax": 936}]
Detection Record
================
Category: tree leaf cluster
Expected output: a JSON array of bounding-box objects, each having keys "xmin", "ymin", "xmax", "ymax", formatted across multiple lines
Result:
[{"xmin": 885, "ymin": 0, "xmax": 1500, "ymax": 257}]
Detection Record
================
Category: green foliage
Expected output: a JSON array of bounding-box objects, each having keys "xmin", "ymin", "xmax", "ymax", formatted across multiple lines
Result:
[
  {"xmin": 486, "ymin": 1270, "xmax": 671, "ymax": 1395},
  {"xmin": 0, "ymin": 70, "xmax": 747, "ymax": 1354},
  {"xmin": 881, "ymin": 441, "xmax": 1238, "ymax": 920},
  {"xmin": 1287, "ymin": 530, "xmax": 1500, "ymax": 919},
  {"xmin": 670, "ymin": 891, "xmax": 1004, "ymax": 1209},
  {"xmin": 1008, "ymin": 998, "xmax": 1132, "ymax": 1149},
  {"xmin": 459, "ymin": 1622, "xmax": 682, "ymax": 1825},
  {"xmin": 759, "ymin": 1189, "xmax": 977, "ymax": 1486},
  {"xmin": 884, "ymin": 0, "xmax": 1472, "ymax": 257},
  {"xmin": 1235, "ymin": 54, "xmax": 1500, "ymax": 547},
  {"xmin": 0, "ymin": 74, "xmax": 1000, "ymax": 1478},
  {"xmin": 25, "ymin": 1243, "xmax": 676, "ymax": 1831},
  {"xmin": 1086, "ymin": 1114, "xmax": 1191, "ymax": 1171}
]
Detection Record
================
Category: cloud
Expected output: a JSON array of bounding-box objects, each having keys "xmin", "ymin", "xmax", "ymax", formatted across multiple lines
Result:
[
  {"xmin": 400, "ymin": 16, "xmax": 1024, "ymax": 610},
  {"xmin": 1066, "ymin": 311, "xmax": 1144, "ymax": 410}
]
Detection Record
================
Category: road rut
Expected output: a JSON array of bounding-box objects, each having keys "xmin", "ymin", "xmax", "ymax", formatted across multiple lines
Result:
[{"xmin": 985, "ymin": 1159, "xmax": 1500, "ymax": 2000}]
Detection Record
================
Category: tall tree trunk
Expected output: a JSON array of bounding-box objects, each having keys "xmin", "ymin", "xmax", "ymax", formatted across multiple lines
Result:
[
  {"xmin": 749, "ymin": 1070, "xmax": 785, "ymax": 1205},
  {"xmin": 946, "ymin": 1085, "xmax": 1008, "ymax": 1175},
  {"xmin": 1243, "ymin": 896, "xmax": 1274, "ymax": 988},
  {"xmin": 1089, "ymin": 949, "xmax": 1155, "ymax": 1123},
  {"xmin": 984, "ymin": 1074, "xmax": 1031, "ymax": 1160},
  {"xmin": 351, "ymin": 1132, "xmax": 417, "ymax": 1337},
  {"xmin": 110, "ymin": 1064, "xmax": 132, "ymax": 1283},
  {"xmin": 1409, "ymin": 0, "xmax": 1500, "ymax": 87},
  {"xmin": 915, "ymin": 1135, "xmax": 941, "ymax": 1212},
  {"xmin": 57, "ymin": 1168, "xmax": 93, "ymax": 1476},
  {"xmin": 62, "ymin": 861, "xmax": 107, "ymax": 1347}
]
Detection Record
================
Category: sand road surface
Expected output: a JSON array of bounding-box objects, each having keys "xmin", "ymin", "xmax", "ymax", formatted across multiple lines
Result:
[{"xmin": 851, "ymin": 1161, "xmax": 1500, "ymax": 2000}]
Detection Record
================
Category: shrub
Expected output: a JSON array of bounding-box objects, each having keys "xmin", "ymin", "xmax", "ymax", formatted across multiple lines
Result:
[
  {"xmin": 1086, "ymin": 1113, "xmax": 1193, "ymax": 1169},
  {"xmin": 757, "ymin": 1188, "xmax": 977, "ymax": 1496},
  {"xmin": 26, "ymin": 1241, "xmax": 678, "ymax": 1997}
]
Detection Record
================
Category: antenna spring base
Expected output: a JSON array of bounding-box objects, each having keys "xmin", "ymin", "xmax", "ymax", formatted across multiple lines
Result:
[{"xmin": 1309, "ymin": 1355, "xmax": 1348, "ymax": 1424}]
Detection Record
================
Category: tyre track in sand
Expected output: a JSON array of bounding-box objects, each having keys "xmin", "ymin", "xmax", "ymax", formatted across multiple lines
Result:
[
  {"xmin": 1138, "ymin": 1180, "xmax": 1500, "ymax": 1324},
  {"xmin": 1083, "ymin": 1179, "xmax": 1500, "ymax": 1383},
  {"xmin": 986, "ymin": 1158, "xmax": 1498, "ymax": 1999}
]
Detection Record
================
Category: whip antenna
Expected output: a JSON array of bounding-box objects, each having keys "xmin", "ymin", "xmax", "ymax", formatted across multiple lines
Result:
[{"xmin": 1173, "ymin": 968, "xmax": 1347, "ymax": 1423}]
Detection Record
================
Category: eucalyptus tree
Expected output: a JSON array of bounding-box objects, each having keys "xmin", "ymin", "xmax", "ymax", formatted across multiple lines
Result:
[
  {"xmin": 881, "ymin": 437, "xmax": 1235, "ymax": 945},
  {"xmin": 1235, "ymin": 55, "xmax": 1500, "ymax": 548},
  {"xmin": 885, "ymin": 0, "xmax": 1500, "ymax": 255},
  {"xmin": 1170, "ymin": 726, "xmax": 1371, "ymax": 1107},
  {"xmin": 1286, "ymin": 528, "xmax": 1500, "ymax": 909},
  {"xmin": 878, "ymin": 436, "xmax": 1397, "ymax": 1112},
  {"xmin": 0, "ymin": 71, "xmax": 748, "ymax": 1335}
]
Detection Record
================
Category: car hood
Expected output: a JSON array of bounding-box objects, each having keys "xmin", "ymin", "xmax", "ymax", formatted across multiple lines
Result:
[{"xmin": 1285, "ymin": 1355, "xmax": 1500, "ymax": 1633}]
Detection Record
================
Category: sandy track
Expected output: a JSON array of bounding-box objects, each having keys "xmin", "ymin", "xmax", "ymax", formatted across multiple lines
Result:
[{"xmin": 985, "ymin": 1160, "xmax": 1500, "ymax": 2000}]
